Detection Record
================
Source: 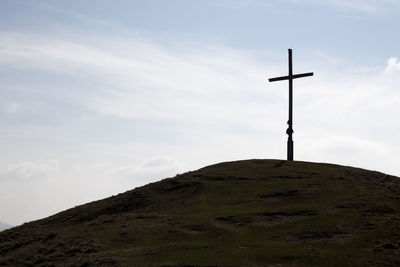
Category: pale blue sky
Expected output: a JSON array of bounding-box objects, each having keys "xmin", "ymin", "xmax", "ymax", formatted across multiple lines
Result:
[
  {"xmin": 1, "ymin": 0, "xmax": 400, "ymax": 226},
  {"xmin": 1, "ymin": 0, "xmax": 399, "ymax": 63}
]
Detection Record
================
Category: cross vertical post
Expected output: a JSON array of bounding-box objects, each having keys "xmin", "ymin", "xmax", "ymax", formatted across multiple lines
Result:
[
  {"xmin": 268, "ymin": 49, "xmax": 313, "ymax": 161},
  {"xmin": 288, "ymin": 49, "xmax": 294, "ymax": 161}
]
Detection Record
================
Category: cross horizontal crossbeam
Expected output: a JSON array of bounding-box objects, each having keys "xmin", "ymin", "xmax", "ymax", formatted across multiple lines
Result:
[{"xmin": 268, "ymin": 72, "xmax": 314, "ymax": 82}]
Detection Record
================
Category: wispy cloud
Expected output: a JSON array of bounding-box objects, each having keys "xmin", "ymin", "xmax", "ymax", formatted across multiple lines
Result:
[
  {"xmin": 1, "ymin": 30, "xmax": 399, "ymax": 170},
  {"xmin": 1, "ymin": 25, "xmax": 400, "ymax": 226},
  {"xmin": 0, "ymin": 31, "xmax": 279, "ymax": 225},
  {"xmin": 0, "ymin": 31, "xmax": 274, "ymax": 131},
  {"xmin": 288, "ymin": 0, "xmax": 400, "ymax": 15},
  {"xmin": 217, "ymin": 0, "xmax": 400, "ymax": 14},
  {"xmin": 0, "ymin": 160, "xmax": 60, "ymax": 181}
]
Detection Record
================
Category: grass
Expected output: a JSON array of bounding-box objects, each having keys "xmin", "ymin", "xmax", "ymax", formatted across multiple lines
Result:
[{"xmin": 1, "ymin": 159, "xmax": 400, "ymax": 266}]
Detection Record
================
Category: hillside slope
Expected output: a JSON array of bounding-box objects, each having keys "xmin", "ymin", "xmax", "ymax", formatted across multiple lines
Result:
[{"xmin": 1, "ymin": 159, "xmax": 400, "ymax": 266}]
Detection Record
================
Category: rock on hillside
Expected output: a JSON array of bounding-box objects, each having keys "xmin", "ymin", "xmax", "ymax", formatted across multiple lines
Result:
[{"xmin": 1, "ymin": 159, "xmax": 400, "ymax": 266}]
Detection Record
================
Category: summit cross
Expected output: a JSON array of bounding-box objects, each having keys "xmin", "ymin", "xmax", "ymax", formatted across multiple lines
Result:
[{"xmin": 268, "ymin": 49, "xmax": 314, "ymax": 161}]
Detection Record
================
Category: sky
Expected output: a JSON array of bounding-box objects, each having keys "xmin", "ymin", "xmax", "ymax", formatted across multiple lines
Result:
[{"xmin": 1, "ymin": 0, "xmax": 400, "ymax": 226}]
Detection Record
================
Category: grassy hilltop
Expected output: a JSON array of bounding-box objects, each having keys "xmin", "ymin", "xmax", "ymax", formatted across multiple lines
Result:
[{"xmin": 1, "ymin": 159, "xmax": 400, "ymax": 266}]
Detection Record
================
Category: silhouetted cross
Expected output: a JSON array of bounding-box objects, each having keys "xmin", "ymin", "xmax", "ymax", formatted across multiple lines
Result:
[{"xmin": 268, "ymin": 49, "xmax": 313, "ymax": 161}]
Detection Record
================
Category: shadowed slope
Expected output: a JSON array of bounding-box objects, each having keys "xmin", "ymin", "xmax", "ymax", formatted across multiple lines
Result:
[{"xmin": 1, "ymin": 159, "xmax": 400, "ymax": 266}]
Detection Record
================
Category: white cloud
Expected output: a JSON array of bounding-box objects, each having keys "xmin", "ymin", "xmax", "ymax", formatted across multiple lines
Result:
[
  {"xmin": 1, "ymin": 29, "xmax": 400, "ymax": 226},
  {"xmin": 0, "ymin": 31, "xmax": 274, "ymax": 131},
  {"xmin": 1, "ymin": 31, "xmax": 399, "ymax": 168},
  {"xmin": 0, "ymin": 160, "xmax": 60, "ymax": 181},
  {"xmin": 385, "ymin": 57, "xmax": 400, "ymax": 72}
]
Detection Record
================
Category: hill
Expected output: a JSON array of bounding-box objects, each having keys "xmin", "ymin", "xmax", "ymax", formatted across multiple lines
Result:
[{"xmin": 1, "ymin": 159, "xmax": 400, "ymax": 266}]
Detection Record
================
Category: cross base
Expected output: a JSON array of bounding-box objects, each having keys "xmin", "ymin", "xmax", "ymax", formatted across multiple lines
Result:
[{"xmin": 287, "ymin": 139, "xmax": 293, "ymax": 161}]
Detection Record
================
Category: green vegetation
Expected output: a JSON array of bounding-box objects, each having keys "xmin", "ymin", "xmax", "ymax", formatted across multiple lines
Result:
[{"xmin": 1, "ymin": 159, "xmax": 400, "ymax": 266}]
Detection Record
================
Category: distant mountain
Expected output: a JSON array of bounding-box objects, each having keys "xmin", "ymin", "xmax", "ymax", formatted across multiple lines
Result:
[
  {"xmin": 1, "ymin": 159, "xmax": 400, "ymax": 266},
  {"xmin": 0, "ymin": 222, "xmax": 12, "ymax": 232}
]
